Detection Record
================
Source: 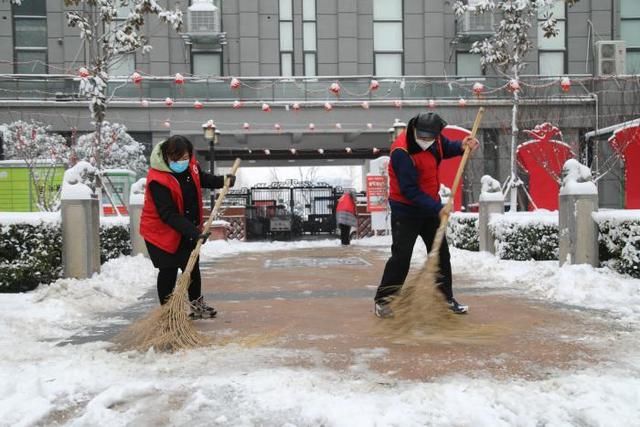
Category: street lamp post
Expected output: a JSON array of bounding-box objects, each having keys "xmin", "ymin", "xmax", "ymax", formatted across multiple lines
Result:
[{"xmin": 202, "ymin": 120, "xmax": 218, "ymax": 208}]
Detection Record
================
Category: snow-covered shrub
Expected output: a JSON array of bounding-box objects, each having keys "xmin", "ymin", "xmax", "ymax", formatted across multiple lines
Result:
[
  {"xmin": 489, "ymin": 212, "xmax": 558, "ymax": 261},
  {"xmin": 594, "ymin": 211, "xmax": 640, "ymax": 279},
  {"xmin": 0, "ymin": 219, "xmax": 62, "ymax": 292},
  {"xmin": 448, "ymin": 213, "xmax": 479, "ymax": 251},
  {"xmin": 0, "ymin": 214, "xmax": 131, "ymax": 292}
]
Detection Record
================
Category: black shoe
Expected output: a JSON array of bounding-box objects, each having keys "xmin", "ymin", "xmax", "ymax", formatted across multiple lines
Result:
[
  {"xmin": 374, "ymin": 301, "xmax": 393, "ymax": 319},
  {"xmin": 447, "ymin": 298, "xmax": 468, "ymax": 314},
  {"xmin": 189, "ymin": 296, "xmax": 217, "ymax": 319}
]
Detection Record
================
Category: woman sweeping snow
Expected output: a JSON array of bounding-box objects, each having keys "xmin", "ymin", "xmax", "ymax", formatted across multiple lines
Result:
[{"xmin": 140, "ymin": 135, "xmax": 235, "ymax": 318}]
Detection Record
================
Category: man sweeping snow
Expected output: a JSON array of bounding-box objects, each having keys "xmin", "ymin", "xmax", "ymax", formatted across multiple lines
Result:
[{"xmin": 374, "ymin": 112, "xmax": 479, "ymax": 318}]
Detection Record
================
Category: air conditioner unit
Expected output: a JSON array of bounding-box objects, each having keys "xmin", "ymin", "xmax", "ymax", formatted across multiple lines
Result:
[
  {"xmin": 188, "ymin": 0, "xmax": 220, "ymax": 34},
  {"xmin": 595, "ymin": 40, "xmax": 626, "ymax": 76},
  {"xmin": 458, "ymin": 10, "xmax": 494, "ymax": 36}
]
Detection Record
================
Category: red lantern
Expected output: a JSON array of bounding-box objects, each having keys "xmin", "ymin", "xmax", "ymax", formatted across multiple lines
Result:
[
  {"xmin": 163, "ymin": 120, "xmax": 171, "ymax": 128},
  {"xmin": 458, "ymin": 98, "xmax": 467, "ymax": 107},
  {"xmin": 174, "ymin": 73, "xmax": 184, "ymax": 85},
  {"xmin": 292, "ymin": 102, "xmax": 301, "ymax": 111},
  {"xmin": 369, "ymin": 79, "xmax": 379, "ymax": 91},
  {"xmin": 329, "ymin": 82, "xmax": 341, "ymax": 96},
  {"xmin": 165, "ymin": 97, "xmax": 174, "ymax": 107},
  {"xmin": 308, "ymin": 123, "xmax": 315, "ymax": 131},
  {"xmin": 472, "ymin": 82, "xmax": 484, "ymax": 96},
  {"xmin": 131, "ymin": 71, "xmax": 142, "ymax": 85},
  {"xmin": 233, "ymin": 100, "xmax": 243, "ymax": 109},
  {"xmin": 262, "ymin": 103, "xmax": 271, "ymax": 112},
  {"xmin": 366, "ymin": 123, "xmax": 373, "ymax": 129},
  {"xmin": 335, "ymin": 123, "xmax": 342, "ymax": 129},
  {"xmin": 560, "ymin": 77, "xmax": 571, "ymax": 92},
  {"xmin": 508, "ymin": 79, "xmax": 520, "ymax": 92},
  {"xmin": 140, "ymin": 99, "xmax": 149, "ymax": 107},
  {"xmin": 290, "ymin": 147, "xmax": 297, "ymax": 154},
  {"xmin": 318, "ymin": 148, "xmax": 324, "ymax": 154},
  {"xmin": 345, "ymin": 147, "xmax": 352, "ymax": 153},
  {"xmin": 78, "ymin": 67, "xmax": 89, "ymax": 78},
  {"xmin": 193, "ymin": 100, "xmax": 203, "ymax": 109},
  {"xmin": 428, "ymin": 99, "xmax": 436, "ymax": 109},
  {"xmin": 324, "ymin": 102, "xmax": 333, "ymax": 112},
  {"xmin": 230, "ymin": 77, "xmax": 241, "ymax": 89},
  {"xmin": 274, "ymin": 123, "xmax": 281, "ymax": 131},
  {"xmin": 361, "ymin": 101, "xmax": 370, "ymax": 110},
  {"xmin": 393, "ymin": 100, "xmax": 402, "ymax": 108},
  {"xmin": 243, "ymin": 122, "xmax": 250, "ymax": 130},
  {"xmin": 372, "ymin": 147, "xmax": 380, "ymax": 154}
]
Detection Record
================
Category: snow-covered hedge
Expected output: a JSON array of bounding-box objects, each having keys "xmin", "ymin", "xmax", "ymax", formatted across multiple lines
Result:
[
  {"xmin": 489, "ymin": 212, "xmax": 559, "ymax": 261},
  {"xmin": 594, "ymin": 210, "xmax": 640, "ymax": 279},
  {"xmin": 447, "ymin": 213, "xmax": 479, "ymax": 251},
  {"xmin": 0, "ymin": 214, "xmax": 131, "ymax": 292}
]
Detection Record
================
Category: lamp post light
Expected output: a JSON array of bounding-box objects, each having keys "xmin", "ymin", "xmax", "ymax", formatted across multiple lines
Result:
[{"xmin": 202, "ymin": 120, "xmax": 219, "ymax": 208}]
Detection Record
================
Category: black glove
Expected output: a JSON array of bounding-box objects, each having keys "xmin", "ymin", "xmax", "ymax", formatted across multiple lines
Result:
[
  {"xmin": 226, "ymin": 174, "xmax": 236, "ymax": 187},
  {"xmin": 197, "ymin": 231, "xmax": 211, "ymax": 244}
]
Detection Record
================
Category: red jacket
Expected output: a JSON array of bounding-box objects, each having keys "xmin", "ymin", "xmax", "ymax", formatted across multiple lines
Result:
[
  {"xmin": 140, "ymin": 158, "xmax": 203, "ymax": 254},
  {"xmin": 336, "ymin": 193, "xmax": 356, "ymax": 215},
  {"xmin": 388, "ymin": 132, "xmax": 443, "ymax": 206}
]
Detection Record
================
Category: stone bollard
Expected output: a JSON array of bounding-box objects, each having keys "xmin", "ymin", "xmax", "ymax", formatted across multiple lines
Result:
[
  {"xmin": 61, "ymin": 161, "xmax": 100, "ymax": 279},
  {"xmin": 478, "ymin": 175, "xmax": 504, "ymax": 254},
  {"xmin": 129, "ymin": 178, "xmax": 148, "ymax": 257},
  {"xmin": 558, "ymin": 159, "xmax": 599, "ymax": 267}
]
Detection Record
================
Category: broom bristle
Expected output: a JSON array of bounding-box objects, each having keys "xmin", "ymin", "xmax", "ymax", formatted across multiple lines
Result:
[{"xmin": 115, "ymin": 273, "xmax": 210, "ymax": 352}]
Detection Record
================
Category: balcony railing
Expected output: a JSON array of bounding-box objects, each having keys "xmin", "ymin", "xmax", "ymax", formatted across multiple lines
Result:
[{"xmin": 0, "ymin": 74, "xmax": 594, "ymax": 103}]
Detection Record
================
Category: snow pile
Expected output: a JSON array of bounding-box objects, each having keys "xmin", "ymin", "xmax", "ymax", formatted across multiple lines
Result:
[
  {"xmin": 479, "ymin": 174, "xmax": 504, "ymax": 202},
  {"xmin": 129, "ymin": 178, "xmax": 146, "ymax": 205},
  {"xmin": 559, "ymin": 159, "xmax": 597, "ymax": 196},
  {"xmin": 61, "ymin": 161, "xmax": 96, "ymax": 200}
]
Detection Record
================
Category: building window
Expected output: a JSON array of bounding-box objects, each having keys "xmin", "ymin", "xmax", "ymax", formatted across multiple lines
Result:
[
  {"xmin": 457, "ymin": 52, "xmax": 482, "ymax": 76},
  {"xmin": 279, "ymin": 0, "xmax": 294, "ymax": 76},
  {"xmin": 373, "ymin": 0, "xmax": 403, "ymax": 76},
  {"xmin": 537, "ymin": 1, "xmax": 566, "ymax": 76},
  {"xmin": 621, "ymin": 0, "xmax": 640, "ymax": 73},
  {"xmin": 303, "ymin": 0, "xmax": 317, "ymax": 77},
  {"xmin": 12, "ymin": 0, "xmax": 48, "ymax": 74},
  {"xmin": 192, "ymin": 52, "xmax": 222, "ymax": 76},
  {"xmin": 108, "ymin": 4, "xmax": 136, "ymax": 76}
]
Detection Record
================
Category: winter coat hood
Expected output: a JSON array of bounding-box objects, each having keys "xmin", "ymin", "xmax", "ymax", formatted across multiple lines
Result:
[{"xmin": 149, "ymin": 140, "xmax": 172, "ymax": 173}]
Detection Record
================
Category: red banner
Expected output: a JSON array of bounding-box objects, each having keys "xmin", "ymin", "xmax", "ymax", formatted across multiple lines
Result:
[{"xmin": 366, "ymin": 175, "xmax": 388, "ymax": 212}]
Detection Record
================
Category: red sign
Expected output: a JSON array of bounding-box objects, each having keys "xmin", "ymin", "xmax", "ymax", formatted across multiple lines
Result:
[{"xmin": 366, "ymin": 175, "xmax": 388, "ymax": 212}]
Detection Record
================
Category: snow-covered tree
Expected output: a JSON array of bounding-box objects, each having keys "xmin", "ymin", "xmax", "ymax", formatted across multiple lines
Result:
[
  {"xmin": 453, "ymin": 0, "xmax": 577, "ymax": 210},
  {"xmin": 2, "ymin": 121, "xmax": 70, "ymax": 211},
  {"xmin": 56, "ymin": 0, "xmax": 182, "ymax": 198},
  {"xmin": 74, "ymin": 121, "xmax": 147, "ymax": 176}
]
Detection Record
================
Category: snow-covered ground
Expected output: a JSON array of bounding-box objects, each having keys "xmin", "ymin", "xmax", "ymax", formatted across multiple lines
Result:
[{"xmin": 1, "ymin": 237, "xmax": 639, "ymax": 426}]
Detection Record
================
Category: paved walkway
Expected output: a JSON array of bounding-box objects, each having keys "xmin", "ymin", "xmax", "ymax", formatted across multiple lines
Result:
[{"xmin": 188, "ymin": 243, "xmax": 611, "ymax": 381}]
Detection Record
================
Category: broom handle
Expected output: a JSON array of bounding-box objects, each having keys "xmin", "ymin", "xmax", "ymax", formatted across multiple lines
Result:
[
  {"xmin": 180, "ymin": 158, "xmax": 242, "ymax": 280},
  {"xmin": 427, "ymin": 108, "xmax": 484, "ymax": 267}
]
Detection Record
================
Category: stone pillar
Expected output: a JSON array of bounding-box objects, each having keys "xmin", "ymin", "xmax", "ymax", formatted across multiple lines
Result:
[
  {"xmin": 61, "ymin": 197, "xmax": 101, "ymax": 279},
  {"xmin": 558, "ymin": 159, "xmax": 599, "ymax": 267},
  {"xmin": 478, "ymin": 175, "xmax": 504, "ymax": 254},
  {"xmin": 129, "ymin": 178, "xmax": 148, "ymax": 257},
  {"xmin": 479, "ymin": 194, "xmax": 504, "ymax": 254}
]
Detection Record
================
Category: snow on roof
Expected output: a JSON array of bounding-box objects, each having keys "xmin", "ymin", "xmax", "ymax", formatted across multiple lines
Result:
[{"xmin": 584, "ymin": 117, "xmax": 640, "ymax": 140}]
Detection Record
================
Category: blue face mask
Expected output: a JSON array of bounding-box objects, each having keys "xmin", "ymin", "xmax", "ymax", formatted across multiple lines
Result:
[{"xmin": 169, "ymin": 159, "xmax": 189, "ymax": 173}]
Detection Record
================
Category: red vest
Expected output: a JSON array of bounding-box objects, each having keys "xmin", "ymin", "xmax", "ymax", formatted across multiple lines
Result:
[
  {"xmin": 336, "ymin": 194, "xmax": 356, "ymax": 215},
  {"xmin": 140, "ymin": 159, "xmax": 203, "ymax": 253},
  {"xmin": 388, "ymin": 132, "xmax": 443, "ymax": 205}
]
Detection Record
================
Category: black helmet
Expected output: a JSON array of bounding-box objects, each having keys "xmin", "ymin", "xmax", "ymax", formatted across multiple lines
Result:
[{"xmin": 414, "ymin": 112, "xmax": 447, "ymax": 138}]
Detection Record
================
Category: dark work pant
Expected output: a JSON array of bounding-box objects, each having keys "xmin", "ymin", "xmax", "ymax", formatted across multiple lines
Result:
[
  {"xmin": 339, "ymin": 224, "xmax": 351, "ymax": 245},
  {"xmin": 157, "ymin": 258, "xmax": 201, "ymax": 304},
  {"xmin": 375, "ymin": 215, "xmax": 453, "ymax": 303}
]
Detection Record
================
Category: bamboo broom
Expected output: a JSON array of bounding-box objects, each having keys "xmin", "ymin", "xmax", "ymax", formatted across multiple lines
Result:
[
  {"xmin": 116, "ymin": 158, "xmax": 242, "ymax": 352},
  {"xmin": 383, "ymin": 108, "xmax": 485, "ymax": 338}
]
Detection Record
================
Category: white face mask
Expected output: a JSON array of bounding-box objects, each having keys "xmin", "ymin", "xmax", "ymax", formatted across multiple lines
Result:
[{"xmin": 415, "ymin": 137, "xmax": 435, "ymax": 151}]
